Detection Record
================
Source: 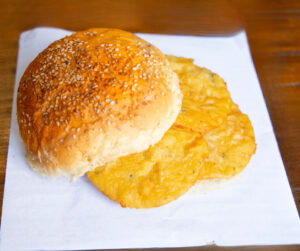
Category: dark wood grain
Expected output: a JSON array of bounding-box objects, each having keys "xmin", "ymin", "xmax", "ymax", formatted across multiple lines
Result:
[
  {"xmin": 0, "ymin": 0, "xmax": 299, "ymax": 250},
  {"xmin": 233, "ymin": 0, "xmax": 300, "ymax": 215}
]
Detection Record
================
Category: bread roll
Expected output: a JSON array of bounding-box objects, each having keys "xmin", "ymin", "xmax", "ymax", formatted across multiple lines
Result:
[{"xmin": 17, "ymin": 28, "xmax": 182, "ymax": 179}]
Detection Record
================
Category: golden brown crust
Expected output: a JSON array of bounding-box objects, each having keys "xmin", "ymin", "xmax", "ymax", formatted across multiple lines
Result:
[{"xmin": 17, "ymin": 28, "xmax": 182, "ymax": 178}]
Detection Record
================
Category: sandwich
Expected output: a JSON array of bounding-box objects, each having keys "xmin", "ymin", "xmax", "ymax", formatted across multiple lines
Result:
[{"xmin": 17, "ymin": 28, "xmax": 256, "ymax": 208}]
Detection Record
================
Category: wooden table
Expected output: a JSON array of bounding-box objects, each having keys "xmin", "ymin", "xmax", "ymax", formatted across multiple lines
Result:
[{"xmin": 0, "ymin": 0, "xmax": 299, "ymax": 250}]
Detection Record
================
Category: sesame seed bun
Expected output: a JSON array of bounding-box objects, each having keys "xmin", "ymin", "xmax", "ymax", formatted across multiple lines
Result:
[{"xmin": 17, "ymin": 28, "xmax": 182, "ymax": 179}]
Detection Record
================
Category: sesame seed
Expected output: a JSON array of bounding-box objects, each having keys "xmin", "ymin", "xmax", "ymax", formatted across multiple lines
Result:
[
  {"xmin": 107, "ymin": 120, "xmax": 111, "ymax": 125},
  {"xmin": 18, "ymin": 31, "xmax": 170, "ymax": 141}
]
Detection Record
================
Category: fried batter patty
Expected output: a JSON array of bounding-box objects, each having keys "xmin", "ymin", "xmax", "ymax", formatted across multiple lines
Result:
[
  {"xmin": 88, "ymin": 55, "xmax": 256, "ymax": 208},
  {"xmin": 88, "ymin": 127, "xmax": 208, "ymax": 208},
  {"xmin": 200, "ymin": 109, "xmax": 256, "ymax": 179},
  {"xmin": 167, "ymin": 56, "xmax": 234, "ymax": 134}
]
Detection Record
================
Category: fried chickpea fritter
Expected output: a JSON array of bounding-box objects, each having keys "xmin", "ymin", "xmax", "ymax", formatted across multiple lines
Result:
[
  {"xmin": 88, "ymin": 55, "xmax": 256, "ymax": 208},
  {"xmin": 88, "ymin": 127, "xmax": 208, "ymax": 208},
  {"xmin": 167, "ymin": 56, "xmax": 234, "ymax": 134},
  {"xmin": 167, "ymin": 56, "xmax": 256, "ymax": 180},
  {"xmin": 200, "ymin": 110, "xmax": 256, "ymax": 179}
]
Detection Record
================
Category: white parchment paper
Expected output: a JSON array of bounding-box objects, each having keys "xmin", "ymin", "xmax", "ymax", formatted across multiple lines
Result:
[{"xmin": 1, "ymin": 27, "xmax": 300, "ymax": 251}]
